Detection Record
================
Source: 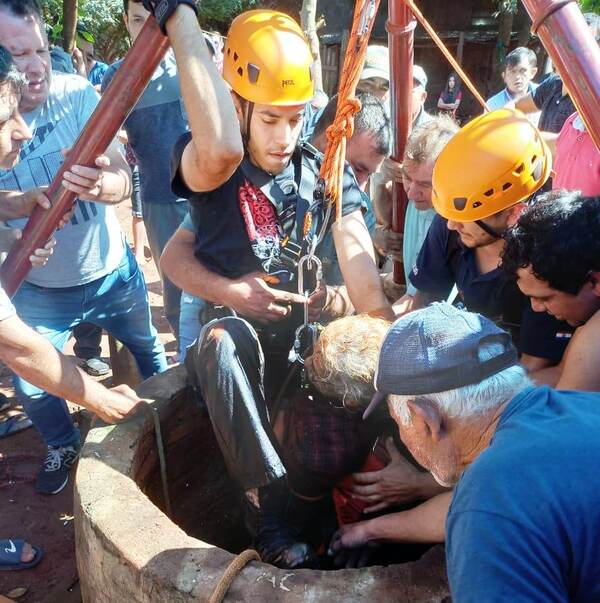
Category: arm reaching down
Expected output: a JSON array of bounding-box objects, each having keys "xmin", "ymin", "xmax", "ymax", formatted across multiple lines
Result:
[
  {"xmin": 333, "ymin": 209, "xmax": 394, "ymax": 320},
  {"xmin": 0, "ymin": 313, "xmax": 144, "ymax": 424}
]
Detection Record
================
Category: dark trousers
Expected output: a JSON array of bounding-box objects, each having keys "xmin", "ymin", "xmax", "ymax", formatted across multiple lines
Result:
[
  {"xmin": 185, "ymin": 316, "xmax": 292, "ymax": 491},
  {"xmin": 73, "ymin": 322, "xmax": 102, "ymax": 360}
]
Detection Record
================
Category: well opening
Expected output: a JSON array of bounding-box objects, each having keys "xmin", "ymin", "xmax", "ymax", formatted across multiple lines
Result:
[
  {"xmin": 134, "ymin": 381, "xmax": 433, "ymax": 569},
  {"xmin": 133, "ymin": 386, "xmax": 249, "ymax": 554},
  {"xmin": 75, "ymin": 366, "xmax": 450, "ymax": 602}
]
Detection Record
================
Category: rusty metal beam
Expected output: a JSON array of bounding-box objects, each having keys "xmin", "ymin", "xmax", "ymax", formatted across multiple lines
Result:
[
  {"xmin": 387, "ymin": 0, "xmax": 416, "ymax": 284},
  {"xmin": 521, "ymin": 0, "xmax": 600, "ymax": 151},
  {"xmin": 0, "ymin": 16, "xmax": 170, "ymax": 297}
]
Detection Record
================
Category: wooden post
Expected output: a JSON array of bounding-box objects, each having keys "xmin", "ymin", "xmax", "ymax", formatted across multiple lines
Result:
[{"xmin": 457, "ymin": 31, "xmax": 465, "ymax": 64}]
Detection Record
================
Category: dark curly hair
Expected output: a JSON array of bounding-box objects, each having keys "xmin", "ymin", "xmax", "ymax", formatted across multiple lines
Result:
[{"xmin": 502, "ymin": 190, "xmax": 600, "ymax": 294}]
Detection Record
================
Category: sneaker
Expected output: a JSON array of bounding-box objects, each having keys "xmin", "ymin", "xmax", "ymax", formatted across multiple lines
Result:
[
  {"xmin": 80, "ymin": 357, "xmax": 110, "ymax": 377},
  {"xmin": 35, "ymin": 444, "xmax": 81, "ymax": 495}
]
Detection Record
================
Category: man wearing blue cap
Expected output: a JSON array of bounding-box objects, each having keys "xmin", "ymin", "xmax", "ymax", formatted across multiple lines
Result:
[{"xmin": 332, "ymin": 303, "xmax": 600, "ymax": 601}]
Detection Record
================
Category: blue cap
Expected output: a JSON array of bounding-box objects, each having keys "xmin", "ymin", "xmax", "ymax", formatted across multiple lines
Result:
[{"xmin": 363, "ymin": 303, "xmax": 518, "ymax": 419}]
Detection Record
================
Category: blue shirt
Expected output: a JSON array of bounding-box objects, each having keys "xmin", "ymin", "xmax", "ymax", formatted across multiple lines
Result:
[
  {"xmin": 409, "ymin": 215, "xmax": 572, "ymax": 361},
  {"xmin": 102, "ymin": 52, "xmax": 189, "ymax": 205},
  {"xmin": 88, "ymin": 60, "xmax": 108, "ymax": 87},
  {"xmin": 447, "ymin": 386, "xmax": 600, "ymax": 603},
  {"xmin": 487, "ymin": 82, "xmax": 540, "ymax": 126}
]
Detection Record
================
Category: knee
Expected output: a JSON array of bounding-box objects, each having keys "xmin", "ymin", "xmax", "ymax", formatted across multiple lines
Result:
[{"xmin": 200, "ymin": 317, "xmax": 256, "ymax": 352}]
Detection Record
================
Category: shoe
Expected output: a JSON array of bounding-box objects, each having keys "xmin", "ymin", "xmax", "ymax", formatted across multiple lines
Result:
[
  {"xmin": 80, "ymin": 357, "xmax": 110, "ymax": 377},
  {"xmin": 35, "ymin": 444, "xmax": 81, "ymax": 495},
  {"xmin": 255, "ymin": 481, "xmax": 320, "ymax": 569}
]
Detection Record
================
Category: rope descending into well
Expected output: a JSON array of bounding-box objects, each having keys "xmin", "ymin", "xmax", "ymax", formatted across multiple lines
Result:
[{"xmin": 208, "ymin": 549, "xmax": 261, "ymax": 603}]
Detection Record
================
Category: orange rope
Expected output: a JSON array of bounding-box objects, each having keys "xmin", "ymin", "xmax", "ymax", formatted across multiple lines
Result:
[
  {"xmin": 306, "ymin": 0, "xmax": 381, "ymax": 233},
  {"xmin": 407, "ymin": 0, "xmax": 489, "ymax": 111}
]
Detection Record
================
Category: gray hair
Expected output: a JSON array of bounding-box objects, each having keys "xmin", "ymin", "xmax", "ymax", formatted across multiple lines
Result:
[
  {"xmin": 388, "ymin": 342, "xmax": 533, "ymax": 425},
  {"xmin": 404, "ymin": 114, "xmax": 459, "ymax": 165},
  {"xmin": 0, "ymin": 46, "xmax": 27, "ymax": 94}
]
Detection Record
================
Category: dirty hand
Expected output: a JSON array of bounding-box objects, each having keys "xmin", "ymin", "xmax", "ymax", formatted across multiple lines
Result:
[
  {"xmin": 0, "ymin": 224, "xmax": 56, "ymax": 267},
  {"xmin": 141, "ymin": 0, "xmax": 198, "ymax": 33},
  {"xmin": 306, "ymin": 280, "xmax": 330, "ymax": 322},
  {"xmin": 224, "ymin": 272, "xmax": 306, "ymax": 323},
  {"xmin": 379, "ymin": 157, "xmax": 403, "ymax": 184},
  {"xmin": 328, "ymin": 522, "xmax": 380, "ymax": 568},
  {"xmin": 61, "ymin": 149, "xmax": 110, "ymax": 201},
  {"xmin": 351, "ymin": 437, "xmax": 425, "ymax": 513},
  {"xmin": 95, "ymin": 384, "xmax": 145, "ymax": 424}
]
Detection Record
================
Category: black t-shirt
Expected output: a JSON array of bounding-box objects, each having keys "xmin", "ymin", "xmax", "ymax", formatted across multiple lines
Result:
[
  {"xmin": 533, "ymin": 74, "xmax": 576, "ymax": 134},
  {"xmin": 409, "ymin": 215, "xmax": 572, "ymax": 362},
  {"xmin": 171, "ymin": 132, "xmax": 363, "ymax": 282}
]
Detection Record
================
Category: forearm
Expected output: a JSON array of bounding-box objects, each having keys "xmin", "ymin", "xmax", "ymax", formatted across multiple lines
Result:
[
  {"xmin": 0, "ymin": 317, "xmax": 112, "ymax": 415},
  {"xmin": 364, "ymin": 491, "xmax": 451, "ymax": 544},
  {"xmin": 166, "ymin": 8, "xmax": 243, "ymax": 187},
  {"xmin": 333, "ymin": 212, "xmax": 393, "ymax": 320},
  {"xmin": 160, "ymin": 230, "xmax": 232, "ymax": 304}
]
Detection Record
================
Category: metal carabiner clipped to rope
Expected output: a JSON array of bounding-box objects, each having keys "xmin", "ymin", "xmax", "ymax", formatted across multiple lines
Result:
[{"xmin": 288, "ymin": 254, "xmax": 323, "ymax": 370}]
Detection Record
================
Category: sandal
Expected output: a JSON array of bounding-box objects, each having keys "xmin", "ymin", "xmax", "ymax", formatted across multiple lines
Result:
[{"xmin": 0, "ymin": 539, "xmax": 43, "ymax": 571}]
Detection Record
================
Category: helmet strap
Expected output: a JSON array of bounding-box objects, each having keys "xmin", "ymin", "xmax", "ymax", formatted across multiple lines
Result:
[
  {"xmin": 242, "ymin": 100, "xmax": 255, "ymax": 147},
  {"xmin": 475, "ymin": 219, "xmax": 503, "ymax": 239}
]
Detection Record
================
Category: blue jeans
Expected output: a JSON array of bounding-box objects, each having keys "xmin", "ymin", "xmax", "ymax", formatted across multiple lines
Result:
[
  {"xmin": 178, "ymin": 292, "xmax": 205, "ymax": 361},
  {"xmin": 142, "ymin": 200, "xmax": 188, "ymax": 338},
  {"xmin": 12, "ymin": 248, "xmax": 167, "ymax": 447}
]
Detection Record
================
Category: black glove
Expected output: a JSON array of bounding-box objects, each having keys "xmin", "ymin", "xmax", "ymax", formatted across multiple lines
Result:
[{"xmin": 142, "ymin": 0, "xmax": 198, "ymax": 34}]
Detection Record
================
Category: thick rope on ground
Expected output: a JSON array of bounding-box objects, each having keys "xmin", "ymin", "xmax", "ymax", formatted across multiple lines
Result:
[{"xmin": 208, "ymin": 549, "xmax": 261, "ymax": 603}]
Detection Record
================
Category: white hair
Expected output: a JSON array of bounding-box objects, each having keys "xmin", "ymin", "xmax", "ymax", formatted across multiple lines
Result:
[{"xmin": 388, "ymin": 342, "xmax": 534, "ymax": 425}]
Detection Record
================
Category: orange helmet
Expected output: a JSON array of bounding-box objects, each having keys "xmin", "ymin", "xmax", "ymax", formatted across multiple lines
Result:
[
  {"xmin": 432, "ymin": 109, "xmax": 551, "ymax": 222},
  {"xmin": 223, "ymin": 10, "xmax": 314, "ymax": 106}
]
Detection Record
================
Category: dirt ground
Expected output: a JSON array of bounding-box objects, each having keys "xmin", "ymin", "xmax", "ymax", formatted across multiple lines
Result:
[{"xmin": 0, "ymin": 201, "xmax": 176, "ymax": 603}]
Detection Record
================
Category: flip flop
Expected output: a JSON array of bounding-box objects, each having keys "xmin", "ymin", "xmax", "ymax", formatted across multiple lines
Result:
[
  {"xmin": 0, "ymin": 414, "xmax": 33, "ymax": 439},
  {"xmin": 0, "ymin": 539, "xmax": 43, "ymax": 571}
]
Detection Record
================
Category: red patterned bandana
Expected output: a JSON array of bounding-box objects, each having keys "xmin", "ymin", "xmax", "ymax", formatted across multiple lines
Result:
[{"xmin": 239, "ymin": 179, "xmax": 283, "ymax": 273}]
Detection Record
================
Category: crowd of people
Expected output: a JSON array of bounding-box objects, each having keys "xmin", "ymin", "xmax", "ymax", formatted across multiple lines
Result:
[{"xmin": 1, "ymin": 0, "xmax": 600, "ymax": 599}]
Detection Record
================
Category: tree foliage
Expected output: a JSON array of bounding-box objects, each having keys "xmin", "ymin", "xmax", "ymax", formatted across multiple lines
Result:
[
  {"xmin": 40, "ymin": 0, "xmax": 261, "ymax": 63},
  {"xmin": 580, "ymin": 0, "xmax": 600, "ymax": 13}
]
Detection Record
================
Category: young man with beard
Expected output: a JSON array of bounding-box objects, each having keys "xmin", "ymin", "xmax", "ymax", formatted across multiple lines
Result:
[
  {"xmin": 395, "ymin": 109, "xmax": 572, "ymax": 374},
  {"xmin": 152, "ymin": 1, "xmax": 392, "ymax": 568}
]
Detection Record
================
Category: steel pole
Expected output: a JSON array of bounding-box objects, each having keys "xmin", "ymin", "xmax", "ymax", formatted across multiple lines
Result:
[
  {"xmin": 1, "ymin": 16, "xmax": 170, "ymax": 297},
  {"xmin": 387, "ymin": 0, "xmax": 416, "ymax": 284}
]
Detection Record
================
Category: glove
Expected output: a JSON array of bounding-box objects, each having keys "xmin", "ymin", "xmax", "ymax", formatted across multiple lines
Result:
[{"xmin": 142, "ymin": 0, "xmax": 198, "ymax": 34}]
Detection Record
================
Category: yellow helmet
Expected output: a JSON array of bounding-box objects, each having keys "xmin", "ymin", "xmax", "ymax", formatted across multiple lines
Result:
[
  {"xmin": 223, "ymin": 10, "xmax": 314, "ymax": 106},
  {"xmin": 432, "ymin": 109, "xmax": 551, "ymax": 222}
]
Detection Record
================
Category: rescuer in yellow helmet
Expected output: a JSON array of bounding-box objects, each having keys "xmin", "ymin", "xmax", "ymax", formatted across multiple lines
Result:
[
  {"xmin": 142, "ymin": 1, "xmax": 392, "ymax": 570},
  {"xmin": 395, "ymin": 108, "xmax": 572, "ymax": 375}
]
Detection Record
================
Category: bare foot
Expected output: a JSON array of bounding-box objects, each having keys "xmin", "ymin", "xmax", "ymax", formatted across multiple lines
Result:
[
  {"xmin": 134, "ymin": 253, "xmax": 146, "ymax": 266},
  {"xmin": 21, "ymin": 542, "xmax": 35, "ymax": 563}
]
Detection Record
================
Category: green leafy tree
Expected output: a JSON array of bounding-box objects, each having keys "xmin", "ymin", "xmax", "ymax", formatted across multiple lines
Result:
[{"xmin": 580, "ymin": 0, "xmax": 600, "ymax": 13}]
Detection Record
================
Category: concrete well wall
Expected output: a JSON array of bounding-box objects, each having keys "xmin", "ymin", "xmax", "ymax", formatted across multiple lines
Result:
[{"xmin": 75, "ymin": 366, "xmax": 450, "ymax": 602}]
